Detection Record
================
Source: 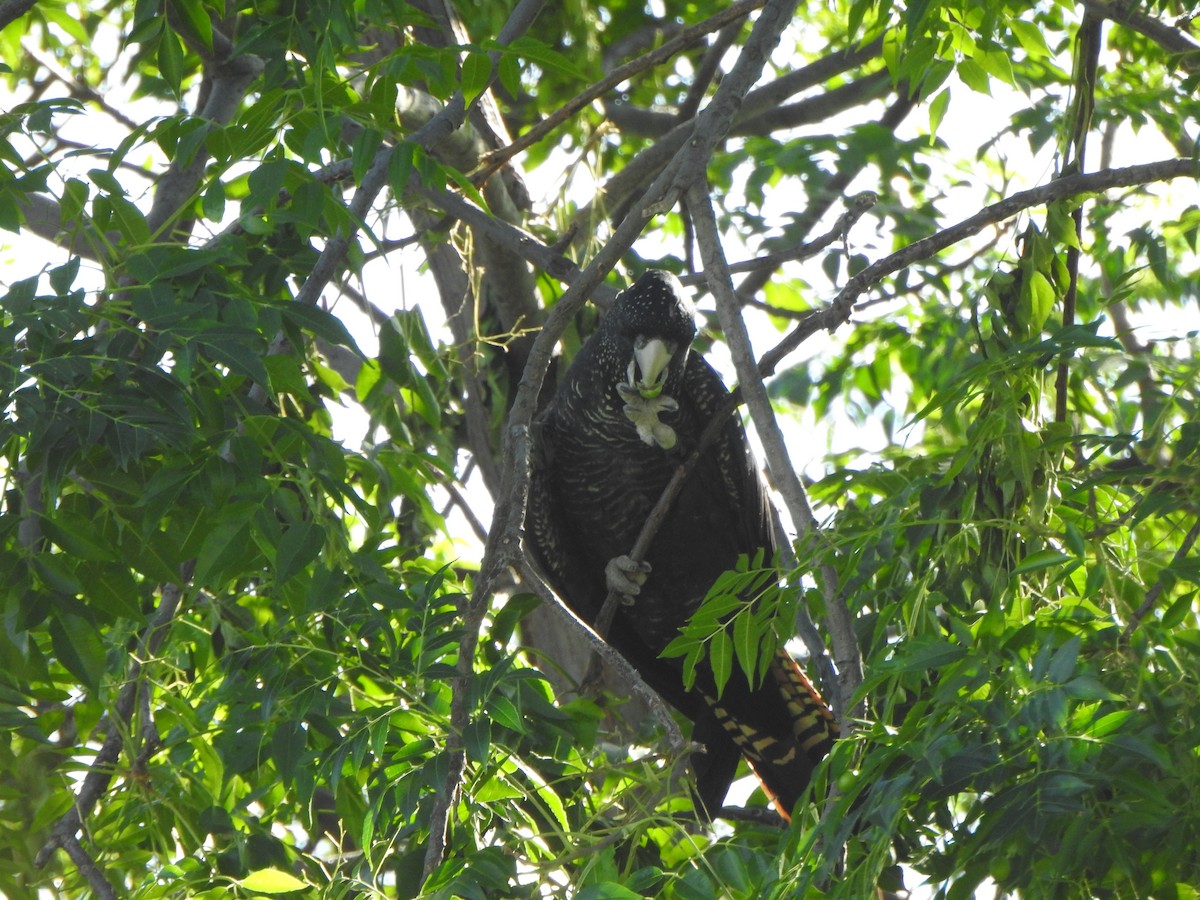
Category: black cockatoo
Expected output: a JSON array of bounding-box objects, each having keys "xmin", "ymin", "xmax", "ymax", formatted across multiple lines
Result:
[{"xmin": 524, "ymin": 269, "xmax": 836, "ymax": 820}]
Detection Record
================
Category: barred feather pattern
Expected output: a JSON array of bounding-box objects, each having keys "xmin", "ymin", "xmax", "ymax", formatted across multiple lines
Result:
[
  {"xmin": 702, "ymin": 649, "xmax": 838, "ymax": 821},
  {"xmin": 525, "ymin": 270, "xmax": 839, "ymax": 818}
]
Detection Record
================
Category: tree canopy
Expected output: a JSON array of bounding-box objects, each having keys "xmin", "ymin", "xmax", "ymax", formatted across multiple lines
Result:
[{"xmin": 1, "ymin": 0, "xmax": 1199, "ymax": 897}]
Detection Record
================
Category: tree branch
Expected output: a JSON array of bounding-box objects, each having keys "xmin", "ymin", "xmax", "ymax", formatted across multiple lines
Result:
[
  {"xmin": 732, "ymin": 69, "xmax": 891, "ymax": 136},
  {"xmin": 688, "ymin": 181, "xmax": 860, "ymax": 719},
  {"xmin": 475, "ymin": 0, "xmax": 766, "ymax": 180},
  {"xmin": 1079, "ymin": 0, "xmax": 1200, "ymax": 57},
  {"xmin": 756, "ymin": 157, "xmax": 1200, "ymax": 380},
  {"xmin": 574, "ymin": 34, "xmax": 885, "ymax": 236},
  {"xmin": 1120, "ymin": 516, "xmax": 1200, "ymax": 643},
  {"xmin": 145, "ymin": 54, "xmax": 264, "ymax": 238},
  {"xmin": 60, "ymin": 835, "xmax": 117, "ymax": 900}
]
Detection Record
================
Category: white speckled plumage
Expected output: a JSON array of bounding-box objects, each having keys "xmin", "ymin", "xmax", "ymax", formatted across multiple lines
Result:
[{"xmin": 524, "ymin": 269, "xmax": 835, "ymax": 820}]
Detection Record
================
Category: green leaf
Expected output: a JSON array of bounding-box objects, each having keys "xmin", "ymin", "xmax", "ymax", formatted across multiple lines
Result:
[
  {"xmin": 976, "ymin": 49, "xmax": 1016, "ymax": 87},
  {"xmin": 904, "ymin": 0, "xmax": 933, "ymax": 34},
  {"xmin": 272, "ymin": 720, "xmax": 305, "ymax": 784},
  {"xmin": 1025, "ymin": 270, "xmax": 1056, "ymax": 332},
  {"xmin": 157, "ymin": 28, "xmax": 185, "ymax": 96},
  {"xmin": 1160, "ymin": 591, "xmax": 1197, "ymax": 629},
  {"xmin": 1088, "ymin": 709, "xmax": 1131, "ymax": 739},
  {"xmin": 88, "ymin": 167, "xmax": 125, "ymax": 196},
  {"xmin": 388, "ymin": 141, "xmax": 416, "ymax": 195},
  {"xmin": 497, "ymin": 52, "xmax": 520, "ymax": 98},
  {"xmin": 710, "ymin": 629, "xmax": 733, "ymax": 699},
  {"xmin": 275, "ymin": 522, "xmax": 324, "ymax": 584},
  {"xmin": 202, "ymin": 178, "xmax": 225, "ymax": 221},
  {"xmin": 41, "ymin": 513, "xmax": 119, "ymax": 562},
  {"xmin": 503, "ymin": 35, "xmax": 586, "ymax": 80},
  {"xmin": 107, "ymin": 194, "xmax": 151, "ymax": 245},
  {"xmin": 49, "ymin": 609, "xmax": 107, "ymax": 692},
  {"xmin": 38, "ymin": 4, "xmax": 91, "ymax": 44},
  {"xmin": 957, "ymin": 58, "xmax": 991, "ymax": 95},
  {"xmin": 1046, "ymin": 635, "xmax": 1080, "ymax": 684},
  {"xmin": 351, "ymin": 128, "xmax": 383, "ymax": 184},
  {"xmin": 732, "ymin": 612, "xmax": 757, "ymax": 687},
  {"xmin": 281, "ymin": 303, "xmax": 363, "ymax": 355},
  {"xmin": 928, "ymin": 87, "xmax": 951, "ymax": 141},
  {"xmin": 1009, "ymin": 19, "xmax": 1051, "ymax": 58},
  {"xmin": 886, "ymin": 637, "xmax": 968, "ymax": 673},
  {"xmin": 1013, "ymin": 549, "xmax": 1073, "ymax": 575},
  {"xmin": 198, "ymin": 334, "xmax": 270, "ymax": 385},
  {"xmin": 193, "ymin": 517, "xmax": 253, "ymax": 588},
  {"xmin": 238, "ymin": 868, "xmax": 309, "ymax": 894},
  {"xmin": 171, "ymin": 0, "xmax": 213, "ymax": 53},
  {"xmin": 489, "ymin": 695, "xmax": 523, "ymax": 733},
  {"xmin": 264, "ymin": 355, "xmax": 313, "ymax": 400},
  {"xmin": 575, "ymin": 885, "xmax": 643, "ymax": 900},
  {"xmin": 78, "ymin": 561, "xmax": 144, "ymax": 619},
  {"xmin": 460, "ymin": 50, "xmax": 493, "ymax": 105}
]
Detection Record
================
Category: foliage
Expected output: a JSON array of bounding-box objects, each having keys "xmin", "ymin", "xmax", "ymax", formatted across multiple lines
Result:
[{"xmin": 1, "ymin": 0, "xmax": 1199, "ymax": 897}]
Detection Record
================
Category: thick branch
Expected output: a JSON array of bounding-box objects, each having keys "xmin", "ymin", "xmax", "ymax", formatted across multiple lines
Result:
[
  {"xmin": 1079, "ymin": 0, "xmax": 1200, "ymax": 56},
  {"xmin": 60, "ymin": 836, "xmax": 116, "ymax": 900},
  {"xmin": 575, "ymin": 34, "xmax": 884, "ymax": 235},
  {"xmin": 610, "ymin": 67, "xmax": 891, "ymax": 139},
  {"xmin": 476, "ymin": 0, "xmax": 766, "ymax": 180},
  {"xmin": 688, "ymin": 181, "xmax": 860, "ymax": 718},
  {"xmin": 418, "ymin": 0, "xmax": 549, "ymax": 881},
  {"xmin": 757, "ymin": 157, "xmax": 1200, "ymax": 379},
  {"xmin": 145, "ymin": 54, "xmax": 264, "ymax": 237}
]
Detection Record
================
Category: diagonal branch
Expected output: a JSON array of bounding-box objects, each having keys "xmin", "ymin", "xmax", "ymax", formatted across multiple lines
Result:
[
  {"xmin": 687, "ymin": 181, "xmax": 860, "ymax": 719},
  {"xmin": 60, "ymin": 836, "xmax": 117, "ymax": 900},
  {"xmin": 1121, "ymin": 516, "xmax": 1200, "ymax": 643},
  {"xmin": 590, "ymin": 192, "xmax": 878, "ymax": 646},
  {"xmin": 757, "ymin": 157, "xmax": 1200, "ymax": 380}
]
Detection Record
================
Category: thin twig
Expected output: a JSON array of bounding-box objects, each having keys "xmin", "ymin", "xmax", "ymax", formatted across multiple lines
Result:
[
  {"xmin": 35, "ymin": 576, "xmax": 188, "ymax": 870},
  {"xmin": 60, "ymin": 836, "xmax": 117, "ymax": 900},
  {"xmin": 1121, "ymin": 516, "xmax": 1200, "ymax": 642}
]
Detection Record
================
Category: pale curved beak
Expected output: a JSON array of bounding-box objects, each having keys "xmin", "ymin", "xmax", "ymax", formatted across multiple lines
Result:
[{"xmin": 627, "ymin": 337, "xmax": 673, "ymax": 399}]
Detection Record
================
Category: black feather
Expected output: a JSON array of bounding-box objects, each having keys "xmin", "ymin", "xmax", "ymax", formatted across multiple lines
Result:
[{"xmin": 525, "ymin": 269, "xmax": 836, "ymax": 819}]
